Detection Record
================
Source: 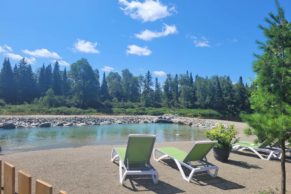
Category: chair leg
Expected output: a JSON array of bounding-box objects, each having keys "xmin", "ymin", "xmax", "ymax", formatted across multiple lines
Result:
[
  {"xmin": 152, "ymin": 170, "xmax": 159, "ymax": 184},
  {"xmin": 173, "ymin": 159, "xmax": 194, "ymax": 182},
  {"xmin": 187, "ymin": 169, "xmax": 196, "ymax": 182},
  {"xmin": 208, "ymin": 167, "xmax": 219, "ymax": 177},
  {"xmin": 111, "ymin": 149, "xmax": 119, "ymax": 162},
  {"xmin": 119, "ymin": 160, "xmax": 127, "ymax": 184},
  {"xmin": 248, "ymin": 147, "xmax": 272, "ymax": 160}
]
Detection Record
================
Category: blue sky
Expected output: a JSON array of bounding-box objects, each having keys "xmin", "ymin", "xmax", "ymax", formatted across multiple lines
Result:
[{"xmin": 0, "ymin": 0, "xmax": 290, "ymax": 83}]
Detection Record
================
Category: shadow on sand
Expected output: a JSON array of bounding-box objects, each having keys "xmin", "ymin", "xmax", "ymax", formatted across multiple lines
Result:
[
  {"xmin": 112, "ymin": 161, "xmax": 185, "ymax": 193},
  {"xmin": 159, "ymin": 159, "xmax": 245, "ymax": 191},
  {"xmin": 226, "ymin": 159, "xmax": 262, "ymax": 169},
  {"xmin": 123, "ymin": 177, "xmax": 185, "ymax": 193},
  {"xmin": 192, "ymin": 175, "xmax": 245, "ymax": 190}
]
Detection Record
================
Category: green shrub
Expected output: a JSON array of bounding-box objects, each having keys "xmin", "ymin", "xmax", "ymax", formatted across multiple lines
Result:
[{"xmin": 206, "ymin": 124, "xmax": 237, "ymax": 149}]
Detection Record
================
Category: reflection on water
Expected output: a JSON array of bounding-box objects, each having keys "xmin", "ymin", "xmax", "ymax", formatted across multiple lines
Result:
[{"xmin": 0, "ymin": 123, "xmax": 207, "ymax": 154}]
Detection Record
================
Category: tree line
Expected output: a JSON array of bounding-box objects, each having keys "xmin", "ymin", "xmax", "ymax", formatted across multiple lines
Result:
[{"xmin": 0, "ymin": 57, "xmax": 250, "ymax": 117}]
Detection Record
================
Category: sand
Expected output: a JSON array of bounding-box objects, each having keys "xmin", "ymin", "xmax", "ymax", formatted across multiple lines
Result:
[{"xmin": 1, "ymin": 141, "xmax": 291, "ymax": 194}]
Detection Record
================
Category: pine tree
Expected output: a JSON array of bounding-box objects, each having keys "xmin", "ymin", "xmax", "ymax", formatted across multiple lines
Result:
[
  {"xmin": 210, "ymin": 76, "xmax": 224, "ymax": 111},
  {"xmin": 242, "ymin": 2, "xmax": 291, "ymax": 193},
  {"xmin": 52, "ymin": 61, "xmax": 62, "ymax": 95},
  {"xmin": 44, "ymin": 64, "xmax": 53, "ymax": 93},
  {"xmin": 95, "ymin": 69, "xmax": 100, "ymax": 100},
  {"xmin": 38, "ymin": 65, "xmax": 47, "ymax": 96},
  {"xmin": 62, "ymin": 68, "xmax": 70, "ymax": 96},
  {"xmin": 163, "ymin": 74, "xmax": 174, "ymax": 107},
  {"xmin": 189, "ymin": 73, "xmax": 194, "ymax": 85},
  {"xmin": 234, "ymin": 76, "xmax": 250, "ymax": 113},
  {"xmin": 0, "ymin": 58, "xmax": 16, "ymax": 103},
  {"xmin": 14, "ymin": 59, "xmax": 37, "ymax": 103},
  {"xmin": 142, "ymin": 71, "xmax": 154, "ymax": 107},
  {"xmin": 154, "ymin": 78, "xmax": 162, "ymax": 107},
  {"xmin": 220, "ymin": 76, "xmax": 238, "ymax": 117},
  {"xmin": 100, "ymin": 72, "xmax": 110, "ymax": 101},
  {"xmin": 179, "ymin": 73, "xmax": 193, "ymax": 108},
  {"xmin": 130, "ymin": 76, "xmax": 141, "ymax": 102},
  {"xmin": 173, "ymin": 74, "xmax": 179, "ymax": 106},
  {"xmin": 195, "ymin": 75, "xmax": 208, "ymax": 108}
]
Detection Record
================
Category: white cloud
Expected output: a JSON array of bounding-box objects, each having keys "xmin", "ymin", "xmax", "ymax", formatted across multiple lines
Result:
[
  {"xmin": 0, "ymin": 45, "xmax": 12, "ymax": 53},
  {"xmin": 25, "ymin": 57, "xmax": 37, "ymax": 64},
  {"xmin": 102, "ymin": 66, "xmax": 114, "ymax": 72},
  {"xmin": 23, "ymin": 48, "xmax": 61, "ymax": 59},
  {"xmin": 52, "ymin": 60, "xmax": 70, "ymax": 67},
  {"xmin": 59, "ymin": 60, "xmax": 70, "ymax": 67},
  {"xmin": 153, "ymin": 70, "xmax": 166, "ymax": 77},
  {"xmin": 192, "ymin": 36, "xmax": 210, "ymax": 48},
  {"xmin": 136, "ymin": 24, "xmax": 177, "ymax": 41},
  {"xmin": 74, "ymin": 39, "xmax": 99, "ymax": 54},
  {"xmin": 127, "ymin": 45, "xmax": 152, "ymax": 56},
  {"xmin": 6, "ymin": 53, "xmax": 36, "ymax": 64},
  {"xmin": 6, "ymin": 53, "xmax": 23, "ymax": 61},
  {"xmin": 119, "ymin": 0, "xmax": 174, "ymax": 22}
]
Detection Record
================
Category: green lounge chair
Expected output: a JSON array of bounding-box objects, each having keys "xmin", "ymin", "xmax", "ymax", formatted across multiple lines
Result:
[
  {"xmin": 153, "ymin": 141, "xmax": 219, "ymax": 182},
  {"xmin": 111, "ymin": 134, "xmax": 158, "ymax": 184},
  {"xmin": 232, "ymin": 140, "xmax": 282, "ymax": 160}
]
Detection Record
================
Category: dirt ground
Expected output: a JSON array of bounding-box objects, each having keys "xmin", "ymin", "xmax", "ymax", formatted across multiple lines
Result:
[{"xmin": 1, "ymin": 141, "xmax": 291, "ymax": 194}]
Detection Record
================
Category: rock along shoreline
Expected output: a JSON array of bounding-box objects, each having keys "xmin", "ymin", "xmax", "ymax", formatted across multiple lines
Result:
[{"xmin": 0, "ymin": 114, "xmax": 230, "ymax": 130}]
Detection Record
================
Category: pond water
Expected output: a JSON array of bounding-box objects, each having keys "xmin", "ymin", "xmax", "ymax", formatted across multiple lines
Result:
[{"xmin": 0, "ymin": 123, "xmax": 207, "ymax": 154}]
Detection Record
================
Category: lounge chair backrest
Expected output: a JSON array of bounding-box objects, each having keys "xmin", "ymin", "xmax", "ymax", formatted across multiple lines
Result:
[
  {"xmin": 124, "ymin": 134, "xmax": 156, "ymax": 167},
  {"xmin": 258, "ymin": 138, "xmax": 277, "ymax": 148},
  {"xmin": 183, "ymin": 141, "xmax": 216, "ymax": 162}
]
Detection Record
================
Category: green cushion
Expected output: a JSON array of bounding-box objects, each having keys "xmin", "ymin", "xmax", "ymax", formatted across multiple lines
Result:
[
  {"xmin": 235, "ymin": 141, "xmax": 261, "ymax": 148},
  {"xmin": 158, "ymin": 141, "xmax": 215, "ymax": 162},
  {"xmin": 115, "ymin": 147, "xmax": 126, "ymax": 161},
  {"xmin": 235, "ymin": 138, "xmax": 279, "ymax": 149},
  {"xmin": 115, "ymin": 134, "xmax": 156, "ymax": 167},
  {"xmin": 158, "ymin": 147, "xmax": 188, "ymax": 161},
  {"xmin": 184, "ymin": 142, "xmax": 215, "ymax": 162},
  {"xmin": 235, "ymin": 140, "xmax": 272, "ymax": 149}
]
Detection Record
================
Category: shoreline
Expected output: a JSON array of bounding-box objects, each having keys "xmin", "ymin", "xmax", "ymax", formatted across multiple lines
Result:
[{"xmin": 0, "ymin": 114, "xmax": 248, "ymax": 130}]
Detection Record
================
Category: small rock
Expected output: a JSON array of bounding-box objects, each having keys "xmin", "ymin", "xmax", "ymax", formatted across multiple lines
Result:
[
  {"xmin": 115, "ymin": 120, "xmax": 123, "ymax": 124},
  {"xmin": 100, "ymin": 121, "xmax": 111, "ymax": 125},
  {"xmin": 64, "ymin": 123, "xmax": 73, "ymax": 127},
  {"xmin": 155, "ymin": 118, "xmax": 173, "ymax": 123},
  {"xmin": 77, "ymin": 123, "xmax": 86, "ymax": 126},
  {"xmin": 39, "ymin": 122, "xmax": 51, "ymax": 128},
  {"xmin": 56, "ymin": 122, "xmax": 64, "ymax": 127},
  {"xmin": 31, "ymin": 123, "xmax": 39, "ymax": 127},
  {"xmin": 1, "ymin": 123, "xmax": 16, "ymax": 129}
]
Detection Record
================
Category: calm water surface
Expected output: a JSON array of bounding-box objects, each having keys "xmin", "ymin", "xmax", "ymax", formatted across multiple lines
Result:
[{"xmin": 0, "ymin": 123, "xmax": 207, "ymax": 154}]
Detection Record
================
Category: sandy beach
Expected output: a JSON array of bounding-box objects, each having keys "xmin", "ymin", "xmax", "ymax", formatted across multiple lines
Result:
[{"xmin": 1, "ymin": 141, "xmax": 291, "ymax": 194}]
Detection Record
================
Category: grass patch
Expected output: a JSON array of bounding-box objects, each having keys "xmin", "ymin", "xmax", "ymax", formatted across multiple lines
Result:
[
  {"xmin": 0, "ymin": 104, "xmax": 97, "ymax": 115},
  {"xmin": 112, "ymin": 107, "xmax": 221, "ymax": 118},
  {"xmin": 0, "ymin": 104, "xmax": 221, "ymax": 119}
]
